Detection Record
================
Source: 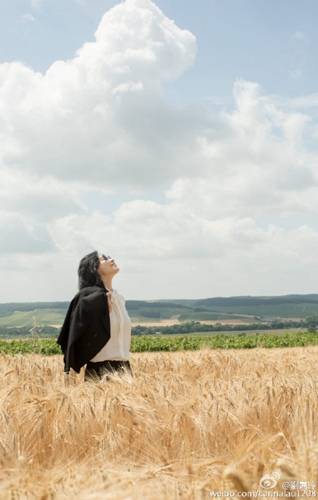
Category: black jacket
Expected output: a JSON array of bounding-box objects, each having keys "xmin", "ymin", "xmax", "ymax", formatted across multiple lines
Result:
[{"xmin": 56, "ymin": 284, "xmax": 111, "ymax": 374}]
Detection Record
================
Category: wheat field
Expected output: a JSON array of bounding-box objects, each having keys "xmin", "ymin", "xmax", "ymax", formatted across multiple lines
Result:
[{"xmin": 0, "ymin": 346, "xmax": 317, "ymax": 499}]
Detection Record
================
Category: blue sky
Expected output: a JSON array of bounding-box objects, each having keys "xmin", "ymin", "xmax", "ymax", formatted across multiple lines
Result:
[{"xmin": 1, "ymin": 0, "xmax": 318, "ymax": 301}]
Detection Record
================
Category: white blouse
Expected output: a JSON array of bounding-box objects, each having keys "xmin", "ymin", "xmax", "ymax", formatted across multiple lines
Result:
[{"xmin": 89, "ymin": 288, "xmax": 132, "ymax": 362}]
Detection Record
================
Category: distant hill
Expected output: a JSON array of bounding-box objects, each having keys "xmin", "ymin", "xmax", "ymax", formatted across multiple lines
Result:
[
  {"xmin": 0, "ymin": 294, "xmax": 317, "ymax": 330},
  {"xmin": 156, "ymin": 294, "xmax": 318, "ymax": 319}
]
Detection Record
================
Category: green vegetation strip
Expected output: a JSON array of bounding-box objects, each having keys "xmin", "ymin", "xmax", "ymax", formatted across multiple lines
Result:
[{"xmin": 0, "ymin": 331, "xmax": 318, "ymax": 355}]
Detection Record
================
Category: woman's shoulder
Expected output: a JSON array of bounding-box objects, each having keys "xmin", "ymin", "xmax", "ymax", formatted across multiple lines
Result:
[
  {"xmin": 70, "ymin": 286, "xmax": 106, "ymax": 303},
  {"xmin": 79, "ymin": 285, "xmax": 106, "ymax": 295},
  {"xmin": 112, "ymin": 289, "xmax": 126, "ymax": 302}
]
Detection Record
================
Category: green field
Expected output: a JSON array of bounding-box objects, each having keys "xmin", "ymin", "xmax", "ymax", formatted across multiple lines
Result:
[
  {"xmin": 0, "ymin": 330, "xmax": 317, "ymax": 355},
  {"xmin": 0, "ymin": 309, "xmax": 63, "ymax": 327},
  {"xmin": 162, "ymin": 327, "xmax": 304, "ymax": 336}
]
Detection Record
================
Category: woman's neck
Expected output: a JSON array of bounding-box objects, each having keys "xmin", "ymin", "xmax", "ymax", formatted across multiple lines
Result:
[{"xmin": 102, "ymin": 277, "xmax": 114, "ymax": 291}]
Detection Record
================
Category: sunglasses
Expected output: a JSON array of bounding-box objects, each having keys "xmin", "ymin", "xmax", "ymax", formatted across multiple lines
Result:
[{"xmin": 100, "ymin": 254, "xmax": 113, "ymax": 262}]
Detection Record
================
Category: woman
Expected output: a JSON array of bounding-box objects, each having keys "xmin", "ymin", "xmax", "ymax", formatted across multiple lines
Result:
[
  {"xmin": 57, "ymin": 250, "xmax": 133, "ymax": 383},
  {"xmin": 82, "ymin": 251, "xmax": 133, "ymax": 382}
]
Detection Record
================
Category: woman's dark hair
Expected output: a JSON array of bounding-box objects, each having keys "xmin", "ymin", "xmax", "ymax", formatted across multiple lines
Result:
[{"xmin": 77, "ymin": 250, "xmax": 106, "ymax": 290}]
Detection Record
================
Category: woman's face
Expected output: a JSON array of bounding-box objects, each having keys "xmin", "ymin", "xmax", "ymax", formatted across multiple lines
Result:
[{"xmin": 97, "ymin": 254, "xmax": 119, "ymax": 276}]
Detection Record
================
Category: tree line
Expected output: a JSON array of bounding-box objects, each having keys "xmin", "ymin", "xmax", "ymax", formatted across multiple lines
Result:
[{"xmin": 1, "ymin": 316, "xmax": 318, "ymax": 338}]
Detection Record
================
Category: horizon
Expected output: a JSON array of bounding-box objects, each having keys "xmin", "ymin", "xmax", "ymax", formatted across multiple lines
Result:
[{"xmin": 2, "ymin": 291, "xmax": 318, "ymax": 306}]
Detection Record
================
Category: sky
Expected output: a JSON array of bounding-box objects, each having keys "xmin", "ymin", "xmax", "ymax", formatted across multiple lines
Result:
[{"xmin": 1, "ymin": 0, "xmax": 318, "ymax": 302}]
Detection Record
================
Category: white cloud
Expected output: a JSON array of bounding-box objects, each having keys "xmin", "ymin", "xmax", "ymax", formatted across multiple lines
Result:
[
  {"xmin": 285, "ymin": 92, "xmax": 318, "ymax": 110},
  {"xmin": 21, "ymin": 13, "xmax": 36, "ymax": 23},
  {"xmin": 0, "ymin": 0, "xmax": 318, "ymax": 300},
  {"xmin": 41, "ymin": 203, "xmax": 318, "ymax": 300},
  {"xmin": 0, "ymin": 212, "xmax": 55, "ymax": 254},
  {"xmin": 292, "ymin": 31, "xmax": 308, "ymax": 43},
  {"xmin": 31, "ymin": 0, "xmax": 44, "ymax": 9},
  {"xmin": 0, "ymin": 0, "xmax": 197, "ymax": 189},
  {"xmin": 0, "ymin": 168, "xmax": 86, "ymax": 220}
]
